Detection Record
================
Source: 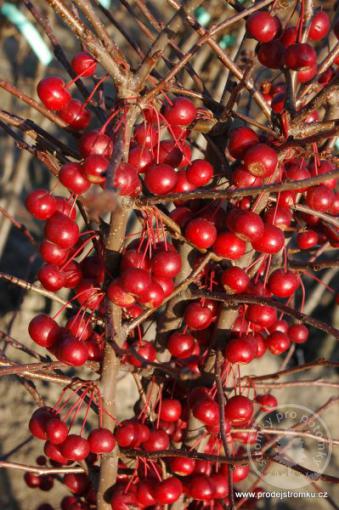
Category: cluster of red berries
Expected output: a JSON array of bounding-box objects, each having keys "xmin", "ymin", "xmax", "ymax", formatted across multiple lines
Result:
[{"xmin": 21, "ymin": 5, "xmax": 338, "ymax": 508}]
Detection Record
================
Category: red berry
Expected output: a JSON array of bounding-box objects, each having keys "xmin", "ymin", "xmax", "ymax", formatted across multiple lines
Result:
[
  {"xmin": 168, "ymin": 332, "xmax": 195, "ymax": 359},
  {"xmin": 153, "ymin": 477, "xmax": 183, "ymax": 505},
  {"xmin": 121, "ymin": 268, "xmax": 151, "ymax": 297},
  {"xmin": 252, "ymin": 224, "xmax": 285, "ymax": 254},
  {"xmin": 61, "ymin": 434, "xmax": 90, "ymax": 461},
  {"xmin": 114, "ymin": 162, "xmax": 140, "ymax": 196},
  {"xmin": 88, "ymin": 428, "xmax": 116, "ymax": 453},
  {"xmin": 268, "ymin": 269, "xmax": 300, "ymax": 298},
  {"xmin": 184, "ymin": 302, "xmax": 214, "ymax": 330},
  {"xmin": 107, "ymin": 279, "xmax": 135, "ymax": 307},
  {"xmin": 266, "ymin": 331, "xmax": 291, "ymax": 354},
  {"xmin": 188, "ymin": 475, "xmax": 214, "ymax": 501},
  {"xmin": 186, "ymin": 159, "xmax": 214, "ymax": 186},
  {"xmin": 228, "ymin": 127, "xmax": 259, "ymax": 159},
  {"xmin": 288, "ymin": 324, "xmax": 309, "ymax": 344},
  {"xmin": 264, "ymin": 206, "xmax": 292, "ymax": 229},
  {"xmin": 246, "ymin": 304, "xmax": 277, "ymax": 328},
  {"xmin": 56, "ymin": 335, "xmax": 89, "ymax": 366},
  {"xmin": 144, "ymin": 163, "xmax": 178, "ymax": 195},
  {"xmin": 142, "ymin": 430, "xmax": 170, "ymax": 452},
  {"xmin": 37, "ymin": 77, "xmax": 71, "ymax": 111},
  {"xmin": 25, "ymin": 189, "xmax": 57, "ymax": 220},
  {"xmin": 185, "ymin": 218, "xmax": 217, "ymax": 249},
  {"xmin": 246, "ymin": 11, "xmax": 280, "ymax": 43},
  {"xmin": 280, "ymin": 26, "xmax": 298, "ymax": 47},
  {"xmin": 63, "ymin": 473, "xmax": 89, "ymax": 496},
  {"xmin": 82, "ymin": 155, "xmax": 109, "ymax": 184},
  {"xmin": 29, "ymin": 407, "xmax": 55, "ymax": 440},
  {"xmin": 309, "ymin": 12, "xmax": 330, "ymax": 41},
  {"xmin": 134, "ymin": 123, "xmax": 158, "ymax": 148},
  {"xmin": 306, "ymin": 185, "xmax": 334, "ymax": 212},
  {"xmin": 29, "ymin": 314, "xmax": 59, "ymax": 348},
  {"xmin": 163, "ymin": 97, "xmax": 197, "ymax": 126},
  {"xmin": 38, "ymin": 264, "xmax": 65, "ymax": 291},
  {"xmin": 46, "ymin": 418, "xmax": 68, "ymax": 444},
  {"xmin": 232, "ymin": 166, "xmax": 263, "ymax": 188},
  {"xmin": 257, "ymin": 40, "xmax": 285, "ymax": 69},
  {"xmin": 227, "ymin": 209, "xmax": 264, "ymax": 242},
  {"xmin": 255, "ymin": 394, "xmax": 278, "ymax": 411},
  {"xmin": 224, "ymin": 395, "xmax": 253, "ymax": 426},
  {"xmin": 221, "ymin": 267, "xmax": 250, "ymax": 293},
  {"xmin": 59, "ymin": 99, "xmax": 91, "ymax": 130},
  {"xmin": 126, "ymin": 340, "xmax": 157, "ymax": 367},
  {"xmin": 79, "ymin": 131, "xmax": 113, "ymax": 158},
  {"xmin": 59, "ymin": 163, "xmax": 90, "ymax": 194},
  {"xmin": 225, "ymin": 336, "xmax": 256, "ymax": 364},
  {"xmin": 128, "ymin": 146, "xmax": 153, "ymax": 173},
  {"xmin": 66, "ymin": 315, "xmax": 92, "ymax": 341},
  {"xmin": 243, "ymin": 143, "xmax": 278, "ymax": 177},
  {"xmin": 193, "ymin": 398, "xmax": 219, "ymax": 426},
  {"xmin": 213, "ymin": 232, "xmax": 246, "ymax": 260},
  {"xmin": 71, "ymin": 52, "xmax": 96, "ymax": 77},
  {"xmin": 285, "ymin": 43, "xmax": 317, "ymax": 70},
  {"xmin": 170, "ymin": 457, "xmax": 196, "ymax": 476},
  {"xmin": 44, "ymin": 212, "xmax": 79, "ymax": 249},
  {"xmin": 157, "ymin": 140, "xmax": 183, "ymax": 167},
  {"xmin": 151, "ymin": 250, "xmax": 182, "ymax": 279},
  {"xmin": 158, "ymin": 399, "xmax": 182, "ymax": 422}
]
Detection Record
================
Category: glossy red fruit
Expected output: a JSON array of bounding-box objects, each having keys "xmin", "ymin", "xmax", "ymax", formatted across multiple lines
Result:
[
  {"xmin": 246, "ymin": 11, "xmax": 280, "ymax": 42},
  {"xmin": 184, "ymin": 302, "xmax": 214, "ymax": 330},
  {"xmin": 213, "ymin": 232, "xmax": 246, "ymax": 260},
  {"xmin": 285, "ymin": 43, "xmax": 317, "ymax": 70},
  {"xmin": 168, "ymin": 332, "xmax": 195, "ymax": 359},
  {"xmin": 306, "ymin": 185, "xmax": 335, "ymax": 212},
  {"xmin": 151, "ymin": 250, "xmax": 182, "ymax": 279},
  {"xmin": 170, "ymin": 457, "xmax": 196, "ymax": 476},
  {"xmin": 44, "ymin": 441, "xmax": 68, "ymax": 464},
  {"xmin": 37, "ymin": 77, "xmax": 71, "ymax": 111},
  {"xmin": 252, "ymin": 224, "xmax": 285, "ymax": 254},
  {"xmin": 186, "ymin": 159, "xmax": 214, "ymax": 187},
  {"xmin": 29, "ymin": 407, "xmax": 55, "ymax": 440},
  {"xmin": 154, "ymin": 275, "xmax": 175, "ymax": 297},
  {"xmin": 142, "ymin": 430, "xmax": 170, "ymax": 452},
  {"xmin": 79, "ymin": 131, "xmax": 113, "ymax": 158},
  {"xmin": 115, "ymin": 421, "xmax": 139, "ymax": 447},
  {"xmin": 24, "ymin": 471, "xmax": 41, "ymax": 488},
  {"xmin": 144, "ymin": 163, "xmax": 177, "ymax": 195},
  {"xmin": 153, "ymin": 477, "xmax": 183, "ymax": 505},
  {"xmin": 232, "ymin": 166, "xmax": 263, "ymax": 188},
  {"xmin": 120, "ymin": 268, "xmax": 151, "ymax": 297},
  {"xmin": 59, "ymin": 99, "xmax": 91, "ymax": 130},
  {"xmin": 128, "ymin": 146, "xmax": 153, "ymax": 173},
  {"xmin": 29, "ymin": 314, "xmax": 59, "ymax": 348},
  {"xmin": 110, "ymin": 483, "xmax": 138, "ymax": 510},
  {"xmin": 309, "ymin": 12, "xmax": 330, "ymax": 41},
  {"xmin": 243, "ymin": 143, "xmax": 278, "ymax": 177},
  {"xmin": 268, "ymin": 269, "xmax": 300, "ymax": 298},
  {"xmin": 211, "ymin": 473, "xmax": 229, "ymax": 499},
  {"xmin": 59, "ymin": 163, "xmax": 90, "ymax": 194},
  {"xmin": 55, "ymin": 196, "xmax": 76, "ymax": 220},
  {"xmin": 256, "ymin": 394, "xmax": 278, "ymax": 411},
  {"xmin": 138, "ymin": 279, "xmax": 165, "ymax": 307},
  {"xmin": 63, "ymin": 473, "xmax": 89, "ymax": 496},
  {"xmin": 188, "ymin": 475, "xmax": 214, "ymax": 500},
  {"xmin": 44, "ymin": 212, "xmax": 79, "ymax": 249},
  {"xmin": 297, "ymin": 64, "xmax": 317, "ymax": 83},
  {"xmin": 266, "ymin": 331, "xmax": 291, "ymax": 354},
  {"xmin": 225, "ymin": 395, "xmax": 253, "ymax": 426},
  {"xmin": 227, "ymin": 209, "xmax": 264, "ymax": 242},
  {"xmin": 66, "ymin": 315, "xmax": 92, "ymax": 341},
  {"xmin": 280, "ymin": 26, "xmax": 298, "ymax": 47},
  {"xmin": 107, "ymin": 280, "xmax": 135, "ymax": 307},
  {"xmin": 134, "ymin": 123, "xmax": 158, "ymax": 148},
  {"xmin": 62, "ymin": 261, "xmax": 82, "ymax": 288},
  {"xmin": 288, "ymin": 324, "xmax": 309, "ymax": 344},
  {"xmin": 221, "ymin": 267, "xmax": 250, "ymax": 293},
  {"xmin": 257, "ymin": 39, "xmax": 285, "ymax": 69},
  {"xmin": 185, "ymin": 218, "xmax": 217, "ymax": 249},
  {"xmin": 264, "ymin": 206, "xmax": 292, "ymax": 229},
  {"xmin": 121, "ymin": 249, "xmax": 150, "ymax": 271},
  {"xmin": 159, "ymin": 399, "xmax": 182, "ymax": 422},
  {"xmin": 228, "ymin": 127, "xmax": 259, "ymax": 159},
  {"xmin": 232, "ymin": 463, "xmax": 250, "ymax": 482},
  {"xmin": 38, "ymin": 264, "xmax": 65, "ymax": 291},
  {"xmin": 61, "ymin": 434, "xmax": 90, "ymax": 461},
  {"xmin": 114, "ymin": 163, "xmax": 140, "ymax": 196},
  {"xmin": 76, "ymin": 280, "xmax": 103, "ymax": 310},
  {"xmin": 157, "ymin": 140, "xmax": 183, "ymax": 167},
  {"xmin": 71, "ymin": 52, "xmax": 96, "ymax": 77},
  {"xmin": 225, "ymin": 336, "xmax": 256, "ymax": 364},
  {"xmin": 40, "ymin": 241, "xmax": 68, "ymax": 267},
  {"xmin": 172, "ymin": 169, "xmax": 196, "ymax": 195},
  {"xmin": 81, "ymin": 155, "xmax": 108, "ymax": 184},
  {"xmin": 25, "ymin": 189, "xmax": 57, "ymax": 220},
  {"xmin": 163, "ymin": 97, "xmax": 197, "ymax": 126},
  {"xmin": 88, "ymin": 428, "xmax": 116, "ymax": 453},
  {"xmin": 56, "ymin": 335, "xmax": 88, "ymax": 366},
  {"xmin": 269, "ymin": 319, "xmax": 289, "ymax": 334},
  {"xmin": 126, "ymin": 340, "xmax": 157, "ymax": 367},
  {"xmin": 136, "ymin": 480, "xmax": 156, "ymax": 507},
  {"xmin": 46, "ymin": 418, "xmax": 68, "ymax": 445},
  {"xmin": 246, "ymin": 304, "xmax": 277, "ymax": 328},
  {"xmin": 193, "ymin": 398, "xmax": 219, "ymax": 426}
]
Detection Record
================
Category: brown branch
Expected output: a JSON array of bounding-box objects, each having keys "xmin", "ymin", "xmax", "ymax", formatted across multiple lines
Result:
[
  {"xmin": 245, "ymin": 359, "xmax": 339, "ymax": 382},
  {"xmin": 0, "ymin": 460, "xmax": 84, "ymax": 475},
  {"xmin": 137, "ymin": 169, "xmax": 339, "ymax": 205}
]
